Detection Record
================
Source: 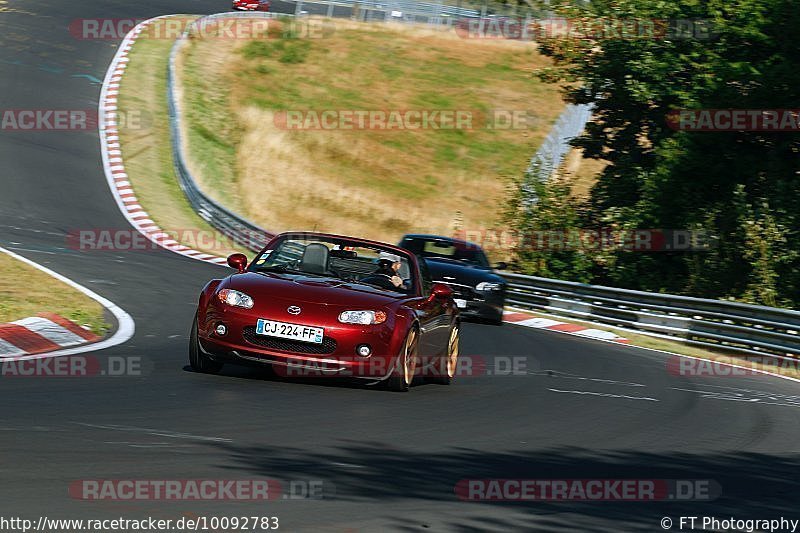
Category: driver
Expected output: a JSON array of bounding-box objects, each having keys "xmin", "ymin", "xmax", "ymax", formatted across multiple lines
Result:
[{"xmin": 374, "ymin": 252, "xmax": 407, "ymax": 289}]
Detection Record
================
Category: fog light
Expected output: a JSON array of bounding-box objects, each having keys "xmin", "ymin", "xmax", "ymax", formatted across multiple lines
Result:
[
  {"xmin": 356, "ymin": 344, "xmax": 372, "ymax": 357},
  {"xmin": 215, "ymin": 324, "xmax": 227, "ymax": 336}
]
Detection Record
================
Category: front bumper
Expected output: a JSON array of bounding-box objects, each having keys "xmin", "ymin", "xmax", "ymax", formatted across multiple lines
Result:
[
  {"xmin": 199, "ymin": 336, "xmax": 398, "ymax": 380},
  {"xmin": 445, "ymin": 283, "xmax": 505, "ymax": 322},
  {"xmin": 198, "ymin": 306, "xmax": 402, "ymax": 380},
  {"xmin": 457, "ymin": 299, "xmax": 504, "ymax": 321}
]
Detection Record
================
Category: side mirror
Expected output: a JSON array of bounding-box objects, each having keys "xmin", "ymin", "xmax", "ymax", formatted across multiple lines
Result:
[
  {"xmin": 227, "ymin": 253, "xmax": 248, "ymax": 273},
  {"xmin": 428, "ymin": 282, "xmax": 453, "ymax": 302},
  {"xmin": 494, "ymin": 261, "xmax": 508, "ymax": 270}
]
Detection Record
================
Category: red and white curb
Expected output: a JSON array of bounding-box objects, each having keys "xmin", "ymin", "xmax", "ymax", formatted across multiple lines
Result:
[
  {"xmin": 0, "ymin": 247, "xmax": 135, "ymax": 361},
  {"xmin": 99, "ymin": 16, "xmax": 228, "ymax": 267},
  {"xmin": 0, "ymin": 313, "xmax": 100, "ymax": 358},
  {"xmin": 503, "ymin": 309, "xmax": 630, "ymax": 344}
]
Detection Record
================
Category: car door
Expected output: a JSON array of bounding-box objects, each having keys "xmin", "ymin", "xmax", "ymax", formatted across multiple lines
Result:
[{"xmin": 413, "ymin": 258, "xmax": 451, "ymax": 356}]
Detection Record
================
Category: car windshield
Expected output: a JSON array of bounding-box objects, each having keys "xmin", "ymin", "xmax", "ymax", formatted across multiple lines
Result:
[
  {"xmin": 402, "ymin": 238, "xmax": 490, "ymax": 268},
  {"xmin": 250, "ymin": 235, "xmax": 416, "ymax": 294}
]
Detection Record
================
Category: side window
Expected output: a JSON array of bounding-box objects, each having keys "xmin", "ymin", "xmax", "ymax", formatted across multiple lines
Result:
[
  {"xmin": 400, "ymin": 238, "xmax": 423, "ymax": 255},
  {"xmin": 417, "ymin": 256, "xmax": 433, "ymax": 295}
]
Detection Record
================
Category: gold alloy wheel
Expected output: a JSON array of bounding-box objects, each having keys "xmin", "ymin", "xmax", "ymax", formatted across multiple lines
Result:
[
  {"xmin": 446, "ymin": 325, "xmax": 460, "ymax": 378},
  {"xmin": 403, "ymin": 329, "xmax": 418, "ymax": 386}
]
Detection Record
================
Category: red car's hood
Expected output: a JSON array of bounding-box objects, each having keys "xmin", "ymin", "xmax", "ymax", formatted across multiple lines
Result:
[{"xmin": 223, "ymin": 272, "xmax": 407, "ymax": 309}]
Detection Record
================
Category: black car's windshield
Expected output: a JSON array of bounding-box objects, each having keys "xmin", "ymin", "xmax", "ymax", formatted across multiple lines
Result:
[
  {"xmin": 401, "ymin": 238, "xmax": 490, "ymax": 268},
  {"xmin": 251, "ymin": 235, "xmax": 416, "ymax": 294}
]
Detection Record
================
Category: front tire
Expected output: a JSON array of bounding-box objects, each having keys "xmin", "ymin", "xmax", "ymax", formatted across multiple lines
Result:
[
  {"xmin": 429, "ymin": 324, "xmax": 459, "ymax": 385},
  {"xmin": 189, "ymin": 315, "xmax": 224, "ymax": 374},
  {"xmin": 387, "ymin": 328, "xmax": 419, "ymax": 392}
]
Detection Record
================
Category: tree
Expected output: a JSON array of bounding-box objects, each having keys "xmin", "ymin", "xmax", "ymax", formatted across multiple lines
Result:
[{"xmin": 516, "ymin": 0, "xmax": 800, "ymax": 307}]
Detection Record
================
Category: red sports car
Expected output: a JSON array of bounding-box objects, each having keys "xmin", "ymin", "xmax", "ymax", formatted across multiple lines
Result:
[
  {"xmin": 232, "ymin": 0, "xmax": 271, "ymax": 11},
  {"xmin": 190, "ymin": 232, "xmax": 461, "ymax": 391}
]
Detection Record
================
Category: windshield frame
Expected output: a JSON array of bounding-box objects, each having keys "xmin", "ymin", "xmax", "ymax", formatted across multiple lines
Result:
[{"xmin": 248, "ymin": 233, "xmax": 422, "ymax": 296}]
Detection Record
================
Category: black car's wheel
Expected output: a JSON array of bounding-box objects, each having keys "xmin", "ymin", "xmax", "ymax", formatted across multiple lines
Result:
[
  {"xmin": 429, "ymin": 324, "xmax": 459, "ymax": 385},
  {"xmin": 387, "ymin": 328, "xmax": 418, "ymax": 392},
  {"xmin": 189, "ymin": 315, "xmax": 224, "ymax": 374}
]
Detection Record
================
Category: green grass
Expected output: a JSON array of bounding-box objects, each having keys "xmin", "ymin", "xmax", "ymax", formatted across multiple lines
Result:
[{"xmin": 0, "ymin": 253, "xmax": 108, "ymax": 335}]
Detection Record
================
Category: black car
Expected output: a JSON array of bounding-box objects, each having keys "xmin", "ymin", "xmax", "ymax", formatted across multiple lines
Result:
[{"xmin": 398, "ymin": 234, "xmax": 507, "ymax": 325}]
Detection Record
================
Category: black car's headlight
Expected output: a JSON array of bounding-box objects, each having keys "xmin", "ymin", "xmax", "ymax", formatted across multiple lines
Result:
[{"xmin": 476, "ymin": 282, "xmax": 504, "ymax": 292}]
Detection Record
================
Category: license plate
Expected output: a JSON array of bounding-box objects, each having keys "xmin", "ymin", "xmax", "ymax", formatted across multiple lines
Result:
[
  {"xmin": 454, "ymin": 298, "xmax": 467, "ymax": 309},
  {"xmin": 255, "ymin": 319, "xmax": 324, "ymax": 344}
]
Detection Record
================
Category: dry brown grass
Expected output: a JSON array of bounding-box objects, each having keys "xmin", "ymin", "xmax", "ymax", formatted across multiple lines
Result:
[
  {"xmin": 558, "ymin": 147, "xmax": 609, "ymax": 199},
  {"xmin": 180, "ymin": 17, "xmax": 565, "ymax": 243}
]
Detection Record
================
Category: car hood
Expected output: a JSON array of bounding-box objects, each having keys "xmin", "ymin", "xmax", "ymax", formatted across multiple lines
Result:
[
  {"xmin": 424, "ymin": 258, "xmax": 505, "ymax": 287},
  {"xmin": 223, "ymin": 272, "xmax": 405, "ymax": 309}
]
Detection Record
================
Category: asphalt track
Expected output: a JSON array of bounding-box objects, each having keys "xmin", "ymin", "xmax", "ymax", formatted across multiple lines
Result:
[{"xmin": 1, "ymin": 1, "xmax": 800, "ymax": 531}]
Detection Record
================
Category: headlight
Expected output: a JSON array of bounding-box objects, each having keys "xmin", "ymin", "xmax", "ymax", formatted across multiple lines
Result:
[
  {"xmin": 476, "ymin": 282, "xmax": 503, "ymax": 291},
  {"xmin": 217, "ymin": 289, "xmax": 254, "ymax": 309},
  {"xmin": 338, "ymin": 310, "xmax": 387, "ymax": 325}
]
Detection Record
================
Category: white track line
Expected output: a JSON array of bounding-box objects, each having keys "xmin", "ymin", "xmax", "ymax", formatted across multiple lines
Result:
[{"xmin": 0, "ymin": 247, "xmax": 135, "ymax": 361}]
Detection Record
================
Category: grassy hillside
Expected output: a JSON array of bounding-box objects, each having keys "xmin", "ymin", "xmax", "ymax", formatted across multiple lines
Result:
[{"xmin": 179, "ymin": 18, "xmax": 564, "ymax": 242}]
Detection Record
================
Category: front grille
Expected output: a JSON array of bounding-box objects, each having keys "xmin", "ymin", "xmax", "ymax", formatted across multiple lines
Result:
[{"xmin": 242, "ymin": 326, "xmax": 337, "ymax": 355}]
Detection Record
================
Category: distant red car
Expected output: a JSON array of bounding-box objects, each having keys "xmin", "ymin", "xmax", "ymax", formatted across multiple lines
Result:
[
  {"xmin": 232, "ymin": 0, "xmax": 271, "ymax": 11},
  {"xmin": 190, "ymin": 232, "xmax": 460, "ymax": 391}
]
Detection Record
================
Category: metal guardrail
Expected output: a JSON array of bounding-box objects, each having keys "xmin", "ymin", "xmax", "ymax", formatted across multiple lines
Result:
[
  {"xmin": 502, "ymin": 272, "xmax": 800, "ymax": 357},
  {"xmin": 167, "ymin": 12, "xmax": 279, "ymax": 253},
  {"xmin": 526, "ymin": 103, "xmax": 593, "ymax": 181},
  {"xmin": 524, "ymin": 102, "xmax": 593, "ymax": 204},
  {"xmin": 166, "ymin": 14, "xmax": 799, "ymax": 358},
  {"xmin": 293, "ymin": 0, "xmax": 481, "ymax": 20}
]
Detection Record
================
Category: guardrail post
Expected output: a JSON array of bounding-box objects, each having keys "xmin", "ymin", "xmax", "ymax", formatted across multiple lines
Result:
[{"xmin": 327, "ymin": 1, "xmax": 334, "ymax": 17}]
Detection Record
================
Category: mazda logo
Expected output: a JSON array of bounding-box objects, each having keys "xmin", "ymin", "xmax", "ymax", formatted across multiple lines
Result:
[{"xmin": 287, "ymin": 306, "xmax": 301, "ymax": 315}]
